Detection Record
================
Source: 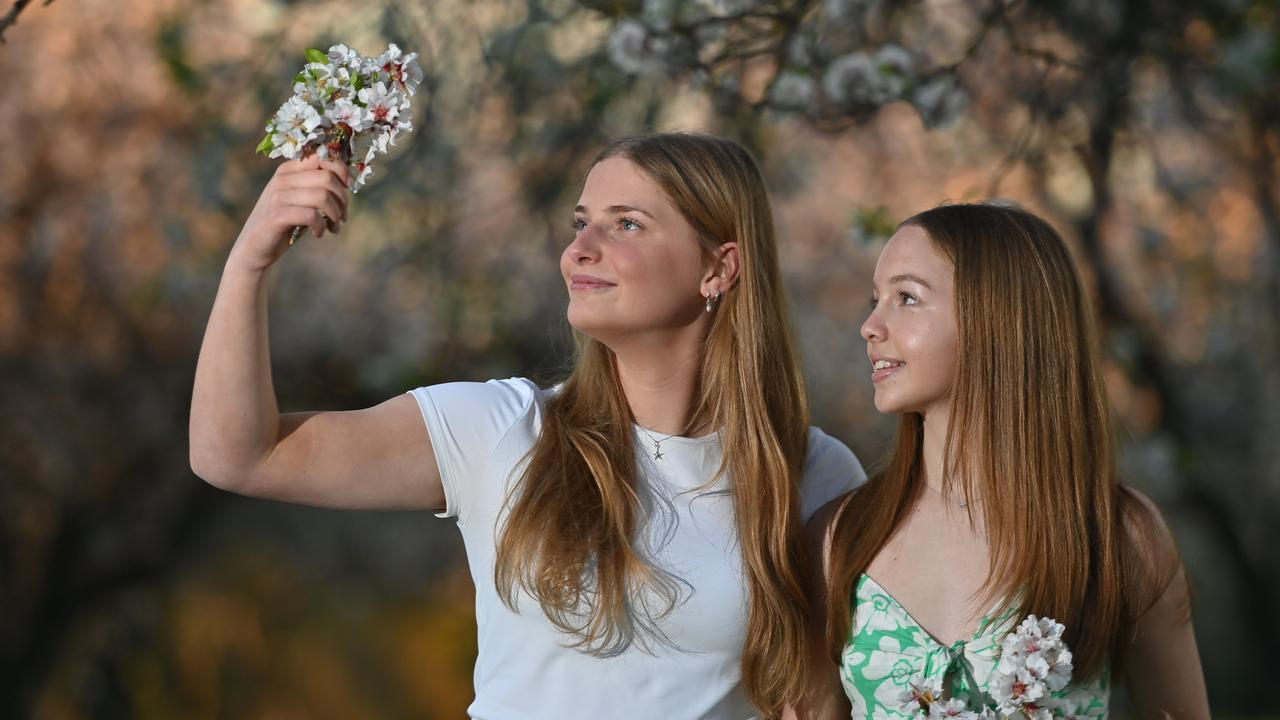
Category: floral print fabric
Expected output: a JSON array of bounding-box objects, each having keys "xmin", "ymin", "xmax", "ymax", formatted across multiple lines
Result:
[{"xmin": 839, "ymin": 575, "xmax": 1109, "ymax": 718}]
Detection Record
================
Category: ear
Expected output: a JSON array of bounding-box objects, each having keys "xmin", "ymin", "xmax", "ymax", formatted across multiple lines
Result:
[{"xmin": 701, "ymin": 242, "xmax": 740, "ymax": 297}]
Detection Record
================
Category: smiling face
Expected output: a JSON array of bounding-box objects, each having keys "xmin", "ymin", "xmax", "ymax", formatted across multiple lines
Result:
[
  {"xmin": 860, "ymin": 224, "xmax": 960, "ymax": 418},
  {"xmin": 562, "ymin": 156, "xmax": 714, "ymax": 345}
]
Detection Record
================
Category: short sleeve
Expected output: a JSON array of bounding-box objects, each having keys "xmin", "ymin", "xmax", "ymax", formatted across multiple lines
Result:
[
  {"xmin": 408, "ymin": 377, "xmax": 540, "ymax": 520},
  {"xmin": 799, "ymin": 427, "xmax": 867, "ymax": 522}
]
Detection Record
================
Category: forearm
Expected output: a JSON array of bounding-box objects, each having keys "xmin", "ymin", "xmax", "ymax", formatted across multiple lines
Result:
[{"xmin": 189, "ymin": 249, "xmax": 282, "ymax": 486}]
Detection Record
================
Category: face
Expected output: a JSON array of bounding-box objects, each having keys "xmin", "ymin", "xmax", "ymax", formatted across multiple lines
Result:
[
  {"xmin": 562, "ymin": 157, "xmax": 715, "ymax": 343},
  {"xmin": 860, "ymin": 224, "xmax": 959, "ymax": 418}
]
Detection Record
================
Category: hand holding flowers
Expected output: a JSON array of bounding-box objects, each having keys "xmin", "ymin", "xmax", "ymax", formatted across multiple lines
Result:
[
  {"xmin": 254, "ymin": 43, "xmax": 423, "ymax": 246},
  {"xmin": 260, "ymin": 43, "xmax": 422, "ymax": 189}
]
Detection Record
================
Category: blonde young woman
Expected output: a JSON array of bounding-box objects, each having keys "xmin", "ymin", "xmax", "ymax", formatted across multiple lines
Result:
[
  {"xmin": 189, "ymin": 132, "xmax": 866, "ymax": 720},
  {"xmin": 801, "ymin": 204, "xmax": 1209, "ymax": 718}
]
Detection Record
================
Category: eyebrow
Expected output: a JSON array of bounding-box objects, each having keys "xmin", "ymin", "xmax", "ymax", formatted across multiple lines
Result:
[
  {"xmin": 574, "ymin": 204, "xmax": 656, "ymax": 219},
  {"xmin": 889, "ymin": 273, "xmax": 933, "ymax": 290}
]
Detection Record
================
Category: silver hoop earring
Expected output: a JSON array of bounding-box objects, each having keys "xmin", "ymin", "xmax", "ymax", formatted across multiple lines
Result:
[{"xmin": 704, "ymin": 290, "xmax": 722, "ymax": 313}]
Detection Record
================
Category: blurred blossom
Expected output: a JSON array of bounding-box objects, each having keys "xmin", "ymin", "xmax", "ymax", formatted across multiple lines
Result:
[
  {"xmin": 769, "ymin": 72, "xmax": 817, "ymax": 111},
  {"xmin": 692, "ymin": 0, "xmax": 757, "ymax": 15},
  {"xmin": 822, "ymin": 52, "xmax": 880, "ymax": 106},
  {"xmin": 608, "ymin": 19, "xmax": 667, "ymax": 75},
  {"xmin": 823, "ymin": 46, "xmax": 915, "ymax": 107},
  {"xmin": 872, "ymin": 45, "xmax": 914, "ymax": 96},
  {"xmin": 824, "ymin": 0, "xmax": 874, "ymax": 20},
  {"xmin": 642, "ymin": 0, "xmax": 677, "ymax": 31},
  {"xmin": 787, "ymin": 35, "xmax": 815, "ymax": 68},
  {"xmin": 912, "ymin": 75, "xmax": 968, "ymax": 129}
]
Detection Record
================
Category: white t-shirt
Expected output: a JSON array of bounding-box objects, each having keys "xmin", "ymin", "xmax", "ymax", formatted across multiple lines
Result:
[{"xmin": 410, "ymin": 377, "xmax": 866, "ymax": 720}]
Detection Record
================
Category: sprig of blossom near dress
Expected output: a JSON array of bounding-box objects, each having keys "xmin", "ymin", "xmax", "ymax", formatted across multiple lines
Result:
[
  {"xmin": 899, "ymin": 615, "xmax": 1075, "ymax": 719},
  {"xmin": 989, "ymin": 615, "xmax": 1074, "ymax": 719},
  {"xmin": 257, "ymin": 44, "xmax": 423, "ymax": 191}
]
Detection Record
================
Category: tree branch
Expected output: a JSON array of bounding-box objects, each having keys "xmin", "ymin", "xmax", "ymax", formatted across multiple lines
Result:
[{"xmin": 0, "ymin": 0, "xmax": 55, "ymax": 44}]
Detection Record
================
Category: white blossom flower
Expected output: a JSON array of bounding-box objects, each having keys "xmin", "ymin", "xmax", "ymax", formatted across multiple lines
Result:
[
  {"xmin": 928, "ymin": 698, "xmax": 982, "ymax": 719},
  {"xmin": 913, "ymin": 75, "xmax": 968, "ymax": 129},
  {"xmin": 607, "ymin": 19, "xmax": 665, "ymax": 75},
  {"xmin": 896, "ymin": 675, "xmax": 944, "ymax": 716},
  {"xmin": 327, "ymin": 43, "xmax": 363, "ymax": 71},
  {"xmin": 769, "ymin": 72, "xmax": 817, "ymax": 110},
  {"xmin": 271, "ymin": 95, "xmax": 323, "ymax": 138},
  {"xmin": 326, "ymin": 97, "xmax": 370, "ymax": 133},
  {"xmin": 269, "ymin": 127, "xmax": 311, "ymax": 160},
  {"xmin": 358, "ymin": 81, "xmax": 407, "ymax": 125}
]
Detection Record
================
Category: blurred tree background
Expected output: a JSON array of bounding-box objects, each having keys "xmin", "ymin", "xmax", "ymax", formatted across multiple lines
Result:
[{"xmin": 0, "ymin": 0, "xmax": 1276, "ymax": 717}]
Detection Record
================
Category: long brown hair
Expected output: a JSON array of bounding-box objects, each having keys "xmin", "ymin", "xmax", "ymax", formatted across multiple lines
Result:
[
  {"xmin": 825, "ymin": 203, "xmax": 1178, "ymax": 683},
  {"xmin": 495, "ymin": 133, "xmax": 812, "ymax": 716}
]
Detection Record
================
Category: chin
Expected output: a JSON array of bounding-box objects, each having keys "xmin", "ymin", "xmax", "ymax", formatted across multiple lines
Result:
[
  {"xmin": 566, "ymin": 307, "xmax": 615, "ymax": 342},
  {"xmin": 872, "ymin": 391, "xmax": 917, "ymax": 416}
]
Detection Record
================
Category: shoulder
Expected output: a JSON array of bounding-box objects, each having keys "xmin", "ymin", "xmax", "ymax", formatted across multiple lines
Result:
[
  {"xmin": 802, "ymin": 427, "xmax": 868, "ymax": 487},
  {"xmin": 409, "ymin": 376, "xmax": 543, "ymax": 409},
  {"xmin": 1118, "ymin": 485, "xmax": 1186, "ymax": 617},
  {"xmin": 798, "ymin": 427, "xmax": 868, "ymax": 521},
  {"xmin": 805, "ymin": 493, "xmax": 853, "ymax": 583}
]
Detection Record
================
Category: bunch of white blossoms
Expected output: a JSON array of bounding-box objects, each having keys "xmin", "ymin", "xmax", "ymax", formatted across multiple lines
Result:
[
  {"xmin": 989, "ymin": 615, "xmax": 1075, "ymax": 719},
  {"xmin": 257, "ymin": 44, "xmax": 423, "ymax": 191},
  {"xmin": 897, "ymin": 615, "xmax": 1076, "ymax": 719}
]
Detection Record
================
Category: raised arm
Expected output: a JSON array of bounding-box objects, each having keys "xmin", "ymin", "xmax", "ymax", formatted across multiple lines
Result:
[{"xmin": 189, "ymin": 157, "xmax": 443, "ymax": 511}]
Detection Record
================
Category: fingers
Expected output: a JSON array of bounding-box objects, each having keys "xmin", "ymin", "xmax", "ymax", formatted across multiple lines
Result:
[
  {"xmin": 278, "ymin": 172, "xmax": 350, "ymax": 222},
  {"xmin": 274, "ymin": 189, "xmax": 346, "ymax": 237},
  {"xmin": 275, "ymin": 166, "xmax": 351, "ymax": 221},
  {"xmin": 277, "ymin": 157, "xmax": 352, "ymax": 188}
]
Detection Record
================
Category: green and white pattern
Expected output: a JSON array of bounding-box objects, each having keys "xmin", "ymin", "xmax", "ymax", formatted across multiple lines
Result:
[{"xmin": 839, "ymin": 575, "xmax": 1109, "ymax": 718}]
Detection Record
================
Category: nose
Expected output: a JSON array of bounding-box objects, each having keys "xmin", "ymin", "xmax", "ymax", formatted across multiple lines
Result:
[
  {"xmin": 566, "ymin": 222, "xmax": 603, "ymax": 264},
  {"xmin": 861, "ymin": 307, "xmax": 884, "ymax": 343}
]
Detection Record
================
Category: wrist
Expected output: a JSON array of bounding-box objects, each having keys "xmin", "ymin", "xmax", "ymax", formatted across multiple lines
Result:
[{"xmin": 224, "ymin": 243, "xmax": 275, "ymax": 279}]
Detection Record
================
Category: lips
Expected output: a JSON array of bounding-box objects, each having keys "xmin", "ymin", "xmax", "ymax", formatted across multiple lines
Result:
[
  {"xmin": 570, "ymin": 274, "xmax": 616, "ymax": 290},
  {"xmin": 870, "ymin": 356, "xmax": 905, "ymax": 383}
]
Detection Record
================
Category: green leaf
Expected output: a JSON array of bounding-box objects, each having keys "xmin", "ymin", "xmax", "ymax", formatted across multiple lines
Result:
[
  {"xmin": 256, "ymin": 134, "xmax": 275, "ymax": 155},
  {"xmin": 294, "ymin": 72, "xmax": 307, "ymax": 85},
  {"xmin": 353, "ymin": 73, "xmax": 364, "ymax": 90},
  {"xmin": 306, "ymin": 48, "xmax": 329, "ymax": 64}
]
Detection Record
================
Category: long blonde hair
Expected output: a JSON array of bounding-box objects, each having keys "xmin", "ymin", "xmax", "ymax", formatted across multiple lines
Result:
[
  {"xmin": 494, "ymin": 133, "xmax": 812, "ymax": 716},
  {"xmin": 825, "ymin": 203, "xmax": 1179, "ymax": 682}
]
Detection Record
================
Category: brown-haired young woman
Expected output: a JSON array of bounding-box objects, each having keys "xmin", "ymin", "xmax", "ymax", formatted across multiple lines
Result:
[
  {"xmin": 800, "ymin": 203, "xmax": 1209, "ymax": 718},
  {"xmin": 190, "ymin": 132, "xmax": 865, "ymax": 719}
]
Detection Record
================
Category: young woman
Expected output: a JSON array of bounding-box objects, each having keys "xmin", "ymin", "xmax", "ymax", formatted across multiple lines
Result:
[
  {"xmin": 802, "ymin": 204, "xmax": 1209, "ymax": 718},
  {"xmin": 189, "ymin": 132, "xmax": 866, "ymax": 720}
]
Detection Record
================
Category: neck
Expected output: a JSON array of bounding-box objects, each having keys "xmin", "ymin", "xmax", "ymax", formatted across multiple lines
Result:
[
  {"xmin": 920, "ymin": 404, "xmax": 956, "ymax": 496},
  {"xmin": 611, "ymin": 325, "xmax": 707, "ymax": 437}
]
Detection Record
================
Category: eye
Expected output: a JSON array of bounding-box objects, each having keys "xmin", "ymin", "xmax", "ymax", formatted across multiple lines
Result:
[
  {"xmin": 617, "ymin": 216, "xmax": 643, "ymax": 231},
  {"xmin": 897, "ymin": 290, "xmax": 919, "ymax": 306},
  {"xmin": 869, "ymin": 295, "xmax": 879, "ymax": 309},
  {"xmin": 572, "ymin": 217, "xmax": 587, "ymax": 231}
]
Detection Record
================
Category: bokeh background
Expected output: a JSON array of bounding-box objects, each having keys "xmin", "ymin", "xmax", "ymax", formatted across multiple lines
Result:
[{"xmin": 2, "ymin": 0, "xmax": 1277, "ymax": 717}]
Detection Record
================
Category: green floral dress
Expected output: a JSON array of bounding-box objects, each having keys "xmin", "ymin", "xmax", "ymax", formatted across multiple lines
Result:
[{"xmin": 839, "ymin": 575, "xmax": 1109, "ymax": 718}]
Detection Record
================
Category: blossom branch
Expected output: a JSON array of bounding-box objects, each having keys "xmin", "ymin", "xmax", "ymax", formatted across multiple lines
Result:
[{"xmin": 0, "ymin": 0, "xmax": 56, "ymax": 45}]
